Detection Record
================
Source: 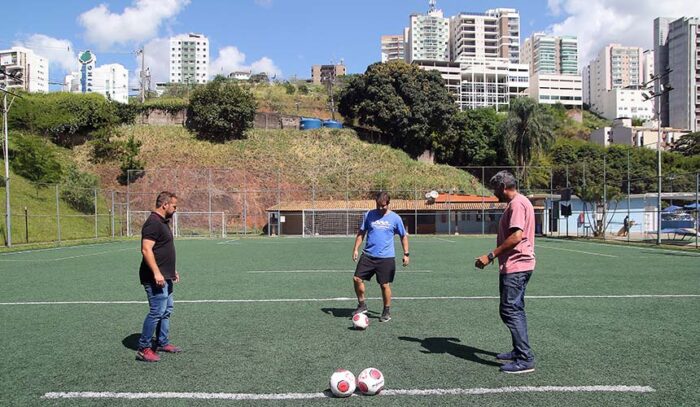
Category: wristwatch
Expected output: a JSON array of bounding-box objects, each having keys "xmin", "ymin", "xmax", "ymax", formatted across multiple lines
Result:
[
  {"xmin": 404, "ymin": 252, "xmax": 410, "ymax": 256},
  {"xmin": 487, "ymin": 252, "xmax": 495, "ymax": 262}
]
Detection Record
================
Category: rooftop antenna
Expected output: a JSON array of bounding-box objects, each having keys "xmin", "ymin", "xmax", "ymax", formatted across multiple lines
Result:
[{"xmin": 428, "ymin": 0, "xmax": 437, "ymax": 13}]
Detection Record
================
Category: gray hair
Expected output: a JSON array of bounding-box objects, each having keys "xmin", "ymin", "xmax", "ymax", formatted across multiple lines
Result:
[
  {"xmin": 155, "ymin": 191, "xmax": 177, "ymax": 208},
  {"xmin": 489, "ymin": 171, "xmax": 518, "ymax": 190}
]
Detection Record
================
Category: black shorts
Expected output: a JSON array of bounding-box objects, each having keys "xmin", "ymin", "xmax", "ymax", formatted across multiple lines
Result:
[{"xmin": 354, "ymin": 254, "xmax": 396, "ymax": 284}]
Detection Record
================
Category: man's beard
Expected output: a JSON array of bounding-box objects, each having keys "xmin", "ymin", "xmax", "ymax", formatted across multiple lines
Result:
[{"xmin": 165, "ymin": 212, "xmax": 175, "ymax": 219}]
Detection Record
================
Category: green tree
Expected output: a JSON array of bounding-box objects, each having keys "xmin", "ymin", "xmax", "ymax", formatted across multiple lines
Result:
[
  {"xmin": 672, "ymin": 132, "xmax": 700, "ymax": 157},
  {"xmin": 434, "ymin": 108, "xmax": 507, "ymax": 166},
  {"xmin": 185, "ymin": 76, "xmax": 257, "ymax": 142},
  {"xmin": 338, "ymin": 61, "xmax": 457, "ymax": 158},
  {"xmin": 117, "ymin": 136, "xmax": 145, "ymax": 185},
  {"xmin": 501, "ymin": 97, "xmax": 555, "ymax": 180},
  {"xmin": 10, "ymin": 135, "xmax": 63, "ymax": 186},
  {"xmin": 60, "ymin": 165, "xmax": 99, "ymax": 213}
]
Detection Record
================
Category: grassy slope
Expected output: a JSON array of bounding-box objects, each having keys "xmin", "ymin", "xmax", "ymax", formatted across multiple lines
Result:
[
  {"xmin": 0, "ymin": 170, "xmax": 113, "ymax": 244},
  {"xmin": 75, "ymin": 126, "xmax": 486, "ymax": 196}
]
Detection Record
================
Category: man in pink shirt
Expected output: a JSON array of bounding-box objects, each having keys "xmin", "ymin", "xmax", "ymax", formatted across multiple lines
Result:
[{"xmin": 475, "ymin": 171, "xmax": 536, "ymax": 374}]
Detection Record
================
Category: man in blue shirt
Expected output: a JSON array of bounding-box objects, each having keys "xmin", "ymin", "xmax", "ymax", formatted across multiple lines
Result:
[{"xmin": 352, "ymin": 192, "xmax": 409, "ymax": 322}]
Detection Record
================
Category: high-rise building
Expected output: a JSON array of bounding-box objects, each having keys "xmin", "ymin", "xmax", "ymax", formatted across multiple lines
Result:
[
  {"xmin": 64, "ymin": 50, "xmax": 129, "ymax": 104},
  {"xmin": 169, "ymin": 33, "xmax": 209, "ymax": 85},
  {"xmin": 0, "ymin": 47, "xmax": 49, "ymax": 93},
  {"xmin": 655, "ymin": 17, "xmax": 700, "ymax": 131},
  {"xmin": 521, "ymin": 33, "xmax": 581, "ymax": 107},
  {"xmin": 381, "ymin": 35, "xmax": 406, "ymax": 62},
  {"xmin": 521, "ymin": 33, "xmax": 577, "ymax": 75},
  {"xmin": 449, "ymin": 8, "xmax": 520, "ymax": 63},
  {"xmin": 407, "ymin": 1, "xmax": 450, "ymax": 63},
  {"xmin": 583, "ymin": 44, "xmax": 648, "ymax": 118},
  {"xmin": 400, "ymin": 2, "xmax": 526, "ymax": 111}
]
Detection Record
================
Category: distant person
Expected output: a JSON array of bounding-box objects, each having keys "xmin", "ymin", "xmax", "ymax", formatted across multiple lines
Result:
[
  {"xmin": 475, "ymin": 171, "xmax": 536, "ymax": 374},
  {"xmin": 136, "ymin": 191, "xmax": 182, "ymax": 362},
  {"xmin": 351, "ymin": 192, "xmax": 409, "ymax": 323},
  {"xmin": 623, "ymin": 215, "xmax": 630, "ymax": 237}
]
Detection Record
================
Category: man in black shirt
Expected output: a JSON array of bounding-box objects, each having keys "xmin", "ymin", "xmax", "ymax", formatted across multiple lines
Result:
[{"xmin": 136, "ymin": 191, "xmax": 182, "ymax": 362}]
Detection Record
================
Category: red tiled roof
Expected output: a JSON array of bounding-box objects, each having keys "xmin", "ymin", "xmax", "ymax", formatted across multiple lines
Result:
[{"xmin": 434, "ymin": 193, "xmax": 499, "ymax": 203}]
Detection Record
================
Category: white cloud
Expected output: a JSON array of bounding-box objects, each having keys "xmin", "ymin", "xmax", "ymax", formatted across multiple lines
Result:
[
  {"xmin": 210, "ymin": 46, "xmax": 282, "ymax": 78},
  {"xmin": 548, "ymin": 0, "xmax": 700, "ymax": 69},
  {"xmin": 78, "ymin": 0, "xmax": 190, "ymax": 49},
  {"xmin": 14, "ymin": 34, "xmax": 77, "ymax": 74},
  {"xmin": 254, "ymin": 0, "xmax": 273, "ymax": 8}
]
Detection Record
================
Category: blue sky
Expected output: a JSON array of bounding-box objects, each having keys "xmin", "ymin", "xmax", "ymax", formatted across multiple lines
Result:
[{"xmin": 1, "ymin": 0, "xmax": 696, "ymax": 91}]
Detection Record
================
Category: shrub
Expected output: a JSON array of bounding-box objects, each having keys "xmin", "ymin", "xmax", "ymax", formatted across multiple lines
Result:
[
  {"xmin": 60, "ymin": 165, "xmax": 98, "ymax": 213},
  {"xmin": 10, "ymin": 135, "xmax": 63, "ymax": 186},
  {"xmin": 117, "ymin": 136, "xmax": 145, "ymax": 185}
]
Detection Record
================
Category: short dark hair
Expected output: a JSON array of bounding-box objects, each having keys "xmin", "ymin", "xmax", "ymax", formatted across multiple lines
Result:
[
  {"xmin": 155, "ymin": 191, "xmax": 177, "ymax": 208},
  {"xmin": 489, "ymin": 171, "xmax": 518, "ymax": 190},
  {"xmin": 375, "ymin": 191, "xmax": 390, "ymax": 205}
]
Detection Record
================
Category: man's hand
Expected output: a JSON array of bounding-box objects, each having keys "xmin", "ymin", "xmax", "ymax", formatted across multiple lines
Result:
[
  {"xmin": 174, "ymin": 271, "xmax": 180, "ymax": 283},
  {"xmin": 352, "ymin": 250, "xmax": 359, "ymax": 262},
  {"xmin": 154, "ymin": 272, "xmax": 165, "ymax": 287},
  {"xmin": 474, "ymin": 254, "xmax": 491, "ymax": 269},
  {"xmin": 402, "ymin": 255, "xmax": 410, "ymax": 267}
]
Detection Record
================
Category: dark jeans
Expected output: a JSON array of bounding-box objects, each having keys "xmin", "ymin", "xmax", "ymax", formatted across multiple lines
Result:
[
  {"xmin": 499, "ymin": 271, "xmax": 534, "ymax": 362},
  {"xmin": 138, "ymin": 280, "xmax": 174, "ymax": 350}
]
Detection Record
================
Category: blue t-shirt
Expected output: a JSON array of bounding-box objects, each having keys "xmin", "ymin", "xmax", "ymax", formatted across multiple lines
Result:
[{"xmin": 360, "ymin": 210, "xmax": 406, "ymax": 258}]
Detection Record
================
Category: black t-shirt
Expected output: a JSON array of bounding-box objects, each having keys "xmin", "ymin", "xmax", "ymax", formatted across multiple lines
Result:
[{"xmin": 139, "ymin": 212, "xmax": 177, "ymax": 284}]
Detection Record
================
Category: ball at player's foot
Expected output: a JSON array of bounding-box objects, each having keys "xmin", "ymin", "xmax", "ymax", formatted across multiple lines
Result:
[
  {"xmin": 329, "ymin": 368, "xmax": 356, "ymax": 398},
  {"xmin": 357, "ymin": 368, "xmax": 384, "ymax": 395},
  {"xmin": 352, "ymin": 313, "xmax": 369, "ymax": 330}
]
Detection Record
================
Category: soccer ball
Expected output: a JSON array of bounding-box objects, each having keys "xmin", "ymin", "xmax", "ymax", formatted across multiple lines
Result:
[
  {"xmin": 329, "ymin": 368, "xmax": 356, "ymax": 398},
  {"xmin": 352, "ymin": 313, "xmax": 369, "ymax": 330},
  {"xmin": 357, "ymin": 368, "xmax": 384, "ymax": 395}
]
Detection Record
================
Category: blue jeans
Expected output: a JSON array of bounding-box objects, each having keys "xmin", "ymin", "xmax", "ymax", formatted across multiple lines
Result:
[
  {"xmin": 138, "ymin": 280, "xmax": 174, "ymax": 350},
  {"xmin": 499, "ymin": 271, "xmax": 534, "ymax": 362}
]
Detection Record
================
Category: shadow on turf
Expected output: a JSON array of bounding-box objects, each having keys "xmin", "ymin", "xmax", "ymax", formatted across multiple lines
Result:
[
  {"xmin": 321, "ymin": 307, "xmax": 379, "ymax": 318},
  {"xmin": 398, "ymin": 336, "xmax": 501, "ymax": 367},
  {"xmin": 122, "ymin": 333, "xmax": 141, "ymax": 350}
]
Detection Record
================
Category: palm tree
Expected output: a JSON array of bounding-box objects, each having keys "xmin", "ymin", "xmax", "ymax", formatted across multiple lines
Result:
[{"xmin": 501, "ymin": 97, "xmax": 555, "ymax": 184}]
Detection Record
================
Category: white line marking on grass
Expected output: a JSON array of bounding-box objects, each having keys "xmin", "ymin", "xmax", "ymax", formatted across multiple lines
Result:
[
  {"xmin": 3, "ymin": 294, "xmax": 699, "ymax": 306},
  {"xmin": 538, "ymin": 245, "xmax": 618, "ymax": 258},
  {"xmin": 42, "ymin": 385, "xmax": 655, "ymax": 400},
  {"xmin": 0, "ymin": 248, "xmax": 133, "ymax": 262},
  {"xmin": 540, "ymin": 238, "xmax": 700, "ymax": 256},
  {"xmin": 247, "ymin": 269, "xmax": 433, "ymax": 273},
  {"xmin": 216, "ymin": 240, "xmax": 240, "ymax": 245},
  {"xmin": 0, "ymin": 242, "xmax": 127, "ymax": 256},
  {"xmin": 435, "ymin": 237, "xmax": 457, "ymax": 243}
]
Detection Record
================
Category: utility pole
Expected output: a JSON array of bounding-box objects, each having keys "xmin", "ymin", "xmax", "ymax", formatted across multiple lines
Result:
[
  {"xmin": 138, "ymin": 48, "xmax": 146, "ymax": 103},
  {"xmin": 1, "ymin": 66, "xmax": 22, "ymax": 247}
]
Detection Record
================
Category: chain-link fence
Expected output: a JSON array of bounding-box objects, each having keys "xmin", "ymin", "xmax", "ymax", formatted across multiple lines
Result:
[{"xmin": 2, "ymin": 166, "xmax": 698, "ymax": 248}]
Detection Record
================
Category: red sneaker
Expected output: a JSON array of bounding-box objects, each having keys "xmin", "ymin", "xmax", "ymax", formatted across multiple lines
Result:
[
  {"xmin": 136, "ymin": 348, "xmax": 160, "ymax": 362},
  {"xmin": 157, "ymin": 344, "xmax": 182, "ymax": 353}
]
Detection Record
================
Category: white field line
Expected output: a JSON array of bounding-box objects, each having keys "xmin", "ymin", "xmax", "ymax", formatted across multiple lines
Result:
[
  {"xmin": 0, "ymin": 248, "xmax": 133, "ymax": 262},
  {"xmin": 540, "ymin": 238, "xmax": 700, "ymax": 256},
  {"xmin": 246, "ymin": 269, "xmax": 432, "ymax": 273},
  {"xmin": 0, "ymin": 242, "xmax": 127, "ymax": 256},
  {"xmin": 42, "ymin": 385, "xmax": 655, "ymax": 400},
  {"xmin": 2, "ymin": 294, "xmax": 699, "ymax": 306},
  {"xmin": 216, "ymin": 239, "xmax": 240, "ymax": 245},
  {"xmin": 434, "ymin": 237, "xmax": 457, "ymax": 243},
  {"xmin": 538, "ymin": 245, "xmax": 618, "ymax": 258}
]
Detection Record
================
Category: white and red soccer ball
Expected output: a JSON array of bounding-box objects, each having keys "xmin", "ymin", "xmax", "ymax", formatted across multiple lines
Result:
[
  {"xmin": 352, "ymin": 313, "xmax": 369, "ymax": 330},
  {"xmin": 329, "ymin": 369, "xmax": 356, "ymax": 398},
  {"xmin": 357, "ymin": 367, "xmax": 384, "ymax": 395}
]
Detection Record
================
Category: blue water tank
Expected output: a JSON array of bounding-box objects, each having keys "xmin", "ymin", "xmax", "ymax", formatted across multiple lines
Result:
[
  {"xmin": 300, "ymin": 117, "xmax": 322, "ymax": 130},
  {"xmin": 322, "ymin": 120, "xmax": 343, "ymax": 129}
]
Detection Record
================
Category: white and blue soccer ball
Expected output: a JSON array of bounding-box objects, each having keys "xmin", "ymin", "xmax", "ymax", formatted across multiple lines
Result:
[
  {"xmin": 352, "ymin": 313, "xmax": 369, "ymax": 330},
  {"xmin": 357, "ymin": 367, "xmax": 384, "ymax": 395},
  {"xmin": 329, "ymin": 369, "xmax": 356, "ymax": 398}
]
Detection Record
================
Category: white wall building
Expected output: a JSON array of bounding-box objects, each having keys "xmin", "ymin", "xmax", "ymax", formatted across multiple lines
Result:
[
  {"xmin": 0, "ymin": 46, "xmax": 49, "ymax": 93},
  {"xmin": 169, "ymin": 33, "xmax": 209, "ymax": 84},
  {"xmin": 381, "ymin": 34, "xmax": 406, "ymax": 62},
  {"xmin": 590, "ymin": 118, "xmax": 687, "ymax": 149},
  {"xmin": 458, "ymin": 59, "xmax": 528, "ymax": 111},
  {"xmin": 528, "ymin": 73, "xmax": 582, "ymax": 107},
  {"xmin": 449, "ymin": 8, "xmax": 520, "ymax": 63},
  {"xmin": 654, "ymin": 17, "xmax": 700, "ymax": 132},
  {"xmin": 599, "ymin": 88, "xmax": 654, "ymax": 121},
  {"xmin": 64, "ymin": 51, "xmax": 129, "ymax": 104}
]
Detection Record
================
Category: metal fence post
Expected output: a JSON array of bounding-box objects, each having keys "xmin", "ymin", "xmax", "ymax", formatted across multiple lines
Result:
[
  {"xmin": 126, "ymin": 171, "xmax": 131, "ymax": 237},
  {"xmin": 111, "ymin": 190, "xmax": 115, "ymax": 239},
  {"xmin": 94, "ymin": 188, "xmax": 98, "ymax": 239},
  {"xmin": 481, "ymin": 167, "xmax": 485, "ymax": 235},
  {"xmin": 55, "ymin": 185, "xmax": 61, "ymax": 244},
  {"xmin": 24, "ymin": 206, "xmax": 28, "ymax": 244},
  {"xmin": 603, "ymin": 155, "xmax": 607, "ymax": 241},
  {"xmin": 208, "ymin": 168, "xmax": 212, "ymax": 237},
  {"xmin": 696, "ymin": 172, "xmax": 699, "ymax": 249}
]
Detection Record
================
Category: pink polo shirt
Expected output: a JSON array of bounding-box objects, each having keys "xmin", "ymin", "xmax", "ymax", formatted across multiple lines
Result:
[{"xmin": 497, "ymin": 193, "xmax": 536, "ymax": 274}]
